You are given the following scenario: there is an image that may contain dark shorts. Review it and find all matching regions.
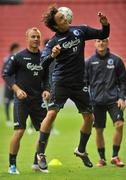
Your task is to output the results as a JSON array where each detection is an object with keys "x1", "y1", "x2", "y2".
[
  {"x1": 13, "y1": 99, "x2": 47, "y2": 131},
  {"x1": 93, "y1": 103, "x2": 124, "y2": 128},
  {"x1": 48, "y1": 83, "x2": 93, "y2": 113}
]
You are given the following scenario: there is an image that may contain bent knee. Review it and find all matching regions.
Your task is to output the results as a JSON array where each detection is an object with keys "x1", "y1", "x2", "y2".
[
  {"x1": 14, "y1": 129, "x2": 24, "y2": 139},
  {"x1": 95, "y1": 128, "x2": 104, "y2": 134},
  {"x1": 83, "y1": 113, "x2": 94, "y2": 122},
  {"x1": 47, "y1": 110, "x2": 57, "y2": 120},
  {"x1": 88, "y1": 113, "x2": 94, "y2": 122},
  {"x1": 114, "y1": 121, "x2": 124, "y2": 129}
]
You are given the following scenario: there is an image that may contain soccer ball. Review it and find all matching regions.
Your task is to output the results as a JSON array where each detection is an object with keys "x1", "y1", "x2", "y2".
[{"x1": 58, "y1": 7, "x2": 73, "y2": 24}]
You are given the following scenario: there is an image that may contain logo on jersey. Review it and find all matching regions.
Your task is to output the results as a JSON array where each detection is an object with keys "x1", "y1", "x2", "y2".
[
  {"x1": 10, "y1": 56, "x2": 14, "y2": 60},
  {"x1": 108, "y1": 58, "x2": 113, "y2": 65},
  {"x1": 107, "y1": 58, "x2": 115, "y2": 69},
  {"x1": 73, "y1": 30, "x2": 80, "y2": 36},
  {"x1": 23, "y1": 57, "x2": 31, "y2": 60},
  {"x1": 62, "y1": 37, "x2": 80, "y2": 49},
  {"x1": 33, "y1": 71, "x2": 38, "y2": 76},
  {"x1": 83, "y1": 86, "x2": 89, "y2": 92},
  {"x1": 58, "y1": 37, "x2": 67, "y2": 42},
  {"x1": 27, "y1": 63, "x2": 43, "y2": 71},
  {"x1": 91, "y1": 61, "x2": 99, "y2": 65}
]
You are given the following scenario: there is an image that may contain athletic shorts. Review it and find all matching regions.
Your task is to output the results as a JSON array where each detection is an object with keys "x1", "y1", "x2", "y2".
[
  {"x1": 48, "y1": 83, "x2": 93, "y2": 113},
  {"x1": 13, "y1": 98, "x2": 47, "y2": 131},
  {"x1": 93, "y1": 103, "x2": 124, "y2": 128}
]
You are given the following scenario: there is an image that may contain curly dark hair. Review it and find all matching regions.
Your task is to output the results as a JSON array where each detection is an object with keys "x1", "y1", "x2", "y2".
[{"x1": 42, "y1": 5, "x2": 58, "y2": 32}]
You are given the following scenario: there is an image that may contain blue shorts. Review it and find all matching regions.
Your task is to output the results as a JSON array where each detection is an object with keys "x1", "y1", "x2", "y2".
[
  {"x1": 93, "y1": 103, "x2": 124, "y2": 128},
  {"x1": 13, "y1": 98, "x2": 47, "y2": 131},
  {"x1": 48, "y1": 83, "x2": 93, "y2": 113}
]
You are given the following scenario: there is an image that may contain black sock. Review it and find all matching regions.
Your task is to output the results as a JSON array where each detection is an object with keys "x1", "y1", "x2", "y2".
[
  {"x1": 112, "y1": 145, "x2": 120, "y2": 157},
  {"x1": 37, "y1": 132, "x2": 50, "y2": 154},
  {"x1": 9, "y1": 154, "x2": 17, "y2": 166},
  {"x1": 98, "y1": 148, "x2": 106, "y2": 160},
  {"x1": 78, "y1": 131, "x2": 91, "y2": 153},
  {"x1": 33, "y1": 152, "x2": 38, "y2": 164}
]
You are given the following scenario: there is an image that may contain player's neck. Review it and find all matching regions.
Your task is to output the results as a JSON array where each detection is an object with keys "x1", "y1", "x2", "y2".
[
  {"x1": 97, "y1": 50, "x2": 107, "y2": 57},
  {"x1": 27, "y1": 47, "x2": 39, "y2": 53}
]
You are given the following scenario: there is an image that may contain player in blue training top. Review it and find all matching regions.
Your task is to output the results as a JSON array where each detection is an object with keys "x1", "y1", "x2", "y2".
[
  {"x1": 36, "y1": 5, "x2": 110, "y2": 172},
  {"x1": 85, "y1": 38, "x2": 126, "y2": 167},
  {"x1": 2, "y1": 27, "x2": 50, "y2": 174}
]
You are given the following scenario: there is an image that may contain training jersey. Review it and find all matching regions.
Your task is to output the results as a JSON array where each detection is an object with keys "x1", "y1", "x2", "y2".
[
  {"x1": 2, "y1": 55, "x2": 14, "y2": 98},
  {"x1": 41, "y1": 24, "x2": 110, "y2": 88},
  {"x1": 86, "y1": 49, "x2": 126, "y2": 105},
  {"x1": 2, "y1": 49, "x2": 49, "y2": 100}
]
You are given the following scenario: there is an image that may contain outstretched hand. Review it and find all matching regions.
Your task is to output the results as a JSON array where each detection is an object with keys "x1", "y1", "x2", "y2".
[{"x1": 98, "y1": 12, "x2": 109, "y2": 26}]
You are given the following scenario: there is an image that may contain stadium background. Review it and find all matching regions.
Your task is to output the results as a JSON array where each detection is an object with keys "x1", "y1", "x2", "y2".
[{"x1": 0, "y1": 0, "x2": 126, "y2": 85}]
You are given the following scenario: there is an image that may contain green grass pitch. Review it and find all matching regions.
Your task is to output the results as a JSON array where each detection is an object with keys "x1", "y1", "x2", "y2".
[{"x1": 0, "y1": 103, "x2": 126, "y2": 180}]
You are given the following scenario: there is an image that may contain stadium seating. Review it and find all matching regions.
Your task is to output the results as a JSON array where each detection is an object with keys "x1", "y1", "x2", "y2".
[{"x1": 0, "y1": 0, "x2": 125, "y2": 84}]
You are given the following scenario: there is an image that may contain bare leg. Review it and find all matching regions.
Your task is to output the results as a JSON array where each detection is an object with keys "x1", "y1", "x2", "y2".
[
  {"x1": 10, "y1": 129, "x2": 25, "y2": 154},
  {"x1": 96, "y1": 128, "x2": 105, "y2": 149},
  {"x1": 81, "y1": 113, "x2": 94, "y2": 134},
  {"x1": 112, "y1": 121, "x2": 124, "y2": 157},
  {"x1": 113, "y1": 121, "x2": 123, "y2": 146},
  {"x1": 111, "y1": 121, "x2": 124, "y2": 167},
  {"x1": 9, "y1": 129, "x2": 25, "y2": 171},
  {"x1": 40, "y1": 110, "x2": 58, "y2": 133}
]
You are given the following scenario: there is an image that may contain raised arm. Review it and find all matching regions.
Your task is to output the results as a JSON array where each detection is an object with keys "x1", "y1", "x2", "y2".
[{"x1": 83, "y1": 12, "x2": 110, "y2": 40}]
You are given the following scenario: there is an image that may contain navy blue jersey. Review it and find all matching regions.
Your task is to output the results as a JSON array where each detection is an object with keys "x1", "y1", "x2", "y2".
[
  {"x1": 86, "y1": 49, "x2": 126, "y2": 105},
  {"x1": 2, "y1": 49, "x2": 49, "y2": 100},
  {"x1": 2, "y1": 55, "x2": 14, "y2": 98},
  {"x1": 41, "y1": 25, "x2": 110, "y2": 88}
]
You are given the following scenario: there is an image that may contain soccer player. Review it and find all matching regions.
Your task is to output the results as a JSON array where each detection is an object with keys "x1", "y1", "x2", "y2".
[
  {"x1": 2, "y1": 43, "x2": 20, "y2": 127},
  {"x1": 2, "y1": 27, "x2": 50, "y2": 174},
  {"x1": 86, "y1": 38, "x2": 125, "y2": 167},
  {"x1": 37, "y1": 6, "x2": 110, "y2": 172},
  {"x1": 43, "y1": 38, "x2": 60, "y2": 135}
]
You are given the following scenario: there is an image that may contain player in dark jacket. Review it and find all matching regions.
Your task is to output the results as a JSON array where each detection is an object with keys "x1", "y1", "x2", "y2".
[
  {"x1": 86, "y1": 38, "x2": 126, "y2": 167},
  {"x1": 2, "y1": 43, "x2": 20, "y2": 127},
  {"x1": 2, "y1": 27, "x2": 50, "y2": 174},
  {"x1": 36, "y1": 6, "x2": 110, "y2": 172}
]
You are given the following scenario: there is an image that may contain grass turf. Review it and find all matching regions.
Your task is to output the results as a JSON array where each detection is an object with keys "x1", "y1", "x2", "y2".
[{"x1": 0, "y1": 103, "x2": 126, "y2": 180}]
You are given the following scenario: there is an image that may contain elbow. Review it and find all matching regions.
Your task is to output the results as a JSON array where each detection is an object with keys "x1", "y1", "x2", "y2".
[
  {"x1": 100, "y1": 33, "x2": 110, "y2": 40},
  {"x1": 104, "y1": 32, "x2": 110, "y2": 39}
]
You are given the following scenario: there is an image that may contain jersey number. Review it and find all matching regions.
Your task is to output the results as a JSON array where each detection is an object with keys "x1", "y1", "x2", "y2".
[{"x1": 73, "y1": 46, "x2": 78, "y2": 52}]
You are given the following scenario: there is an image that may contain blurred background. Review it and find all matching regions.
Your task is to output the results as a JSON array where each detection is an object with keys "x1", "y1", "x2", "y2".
[{"x1": 0, "y1": 0, "x2": 126, "y2": 91}]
